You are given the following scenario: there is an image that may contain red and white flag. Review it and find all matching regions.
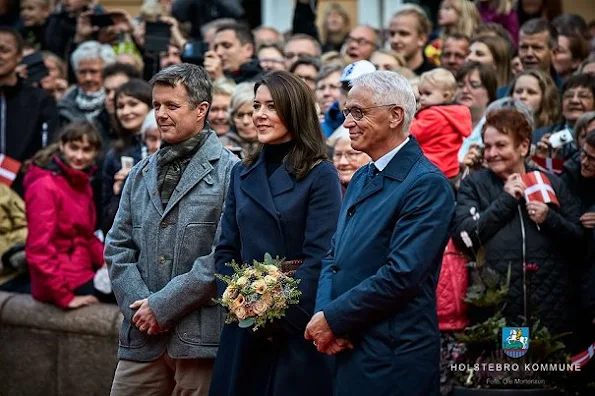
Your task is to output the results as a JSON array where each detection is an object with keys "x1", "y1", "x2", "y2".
[
  {"x1": 531, "y1": 156, "x2": 565, "y2": 175},
  {"x1": 0, "y1": 154, "x2": 21, "y2": 187},
  {"x1": 570, "y1": 342, "x2": 595, "y2": 368},
  {"x1": 521, "y1": 171, "x2": 559, "y2": 207}
]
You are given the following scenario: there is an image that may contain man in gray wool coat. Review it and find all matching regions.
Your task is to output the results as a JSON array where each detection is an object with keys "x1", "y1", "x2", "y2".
[{"x1": 105, "y1": 63, "x2": 238, "y2": 396}]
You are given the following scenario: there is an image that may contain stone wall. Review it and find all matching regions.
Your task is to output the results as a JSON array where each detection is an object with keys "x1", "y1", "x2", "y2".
[{"x1": 0, "y1": 292, "x2": 122, "y2": 396}]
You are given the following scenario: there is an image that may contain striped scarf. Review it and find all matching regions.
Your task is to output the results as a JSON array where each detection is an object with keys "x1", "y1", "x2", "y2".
[{"x1": 156, "y1": 128, "x2": 211, "y2": 207}]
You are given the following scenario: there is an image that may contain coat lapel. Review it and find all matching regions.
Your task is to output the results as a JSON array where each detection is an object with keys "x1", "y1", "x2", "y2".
[
  {"x1": 268, "y1": 165, "x2": 294, "y2": 197},
  {"x1": 162, "y1": 133, "x2": 222, "y2": 218},
  {"x1": 141, "y1": 155, "x2": 164, "y2": 217},
  {"x1": 351, "y1": 137, "x2": 424, "y2": 208},
  {"x1": 239, "y1": 154, "x2": 280, "y2": 221}
]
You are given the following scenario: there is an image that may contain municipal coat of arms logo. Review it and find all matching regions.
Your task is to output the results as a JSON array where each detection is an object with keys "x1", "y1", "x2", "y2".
[{"x1": 502, "y1": 327, "x2": 529, "y2": 358}]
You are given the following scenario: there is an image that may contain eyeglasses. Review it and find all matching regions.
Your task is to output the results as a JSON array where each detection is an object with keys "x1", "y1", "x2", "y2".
[
  {"x1": 562, "y1": 90, "x2": 594, "y2": 101},
  {"x1": 341, "y1": 104, "x2": 396, "y2": 121},
  {"x1": 284, "y1": 52, "x2": 312, "y2": 59},
  {"x1": 456, "y1": 80, "x2": 483, "y2": 90},
  {"x1": 346, "y1": 36, "x2": 376, "y2": 47},
  {"x1": 333, "y1": 151, "x2": 365, "y2": 162},
  {"x1": 580, "y1": 148, "x2": 595, "y2": 163}
]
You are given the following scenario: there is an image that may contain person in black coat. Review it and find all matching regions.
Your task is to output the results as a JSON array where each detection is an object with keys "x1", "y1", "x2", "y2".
[
  {"x1": 453, "y1": 108, "x2": 583, "y2": 336},
  {"x1": 0, "y1": 27, "x2": 58, "y2": 195},
  {"x1": 209, "y1": 71, "x2": 342, "y2": 396},
  {"x1": 210, "y1": 23, "x2": 263, "y2": 85}
]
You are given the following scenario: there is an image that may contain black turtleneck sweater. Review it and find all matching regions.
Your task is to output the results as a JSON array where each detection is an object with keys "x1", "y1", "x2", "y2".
[{"x1": 263, "y1": 140, "x2": 295, "y2": 178}]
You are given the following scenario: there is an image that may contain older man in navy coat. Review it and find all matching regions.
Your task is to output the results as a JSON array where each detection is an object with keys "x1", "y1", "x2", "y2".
[{"x1": 305, "y1": 71, "x2": 455, "y2": 396}]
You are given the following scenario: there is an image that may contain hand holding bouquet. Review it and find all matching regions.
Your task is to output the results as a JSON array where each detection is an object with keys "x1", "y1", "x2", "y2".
[{"x1": 215, "y1": 253, "x2": 302, "y2": 331}]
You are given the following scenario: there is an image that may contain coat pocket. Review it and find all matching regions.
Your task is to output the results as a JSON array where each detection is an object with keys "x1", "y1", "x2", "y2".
[
  {"x1": 175, "y1": 222, "x2": 217, "y2": 274},
  {"x1": 176, "y1": 305, "x2": 224, "y2": 346},
  {"x1": 119, "y1": 319, "x2": 148, "y2": 349}
]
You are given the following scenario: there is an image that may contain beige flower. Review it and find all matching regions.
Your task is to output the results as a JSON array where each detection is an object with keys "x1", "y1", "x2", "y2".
[
  {"x1": 253, "y1": 298, "x2": 270, "y2": 315},
  {"x1": 231, "y1": 294, "x2": 245, "y2": 310},
  {"x1": 236, "y1": 276, "x2": 248, "y2": 287},
  {"x1": 222, "y1": 286, "x2": 238, "y2": 302},
  {"x1": 252, "y1": 279, "x2": 267, "y2": 294},
  {"x1": 234, "y1": 306, "x2": 248, "y2": 320},
  {"x1": 265, "y1": 265, "x2": 280, "y2": 274},
  {"x1": 264, "y1": 275, "x2": 277, "y2": 285}
]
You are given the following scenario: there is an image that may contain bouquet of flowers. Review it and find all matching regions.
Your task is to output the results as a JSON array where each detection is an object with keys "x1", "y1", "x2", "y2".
[{"x1": 215, "y1": 253, "x2": 302, "y2": 331}]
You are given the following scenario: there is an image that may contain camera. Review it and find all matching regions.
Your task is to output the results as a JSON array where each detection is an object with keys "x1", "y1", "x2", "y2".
[
  {"x1": 549, "y1": 129, "x2": 574, "y2": 149},
  {"x1": 90, "y1": 13, "x2": 114, "y2": 28},
  {"x1": 181, "y1": 40, "x2": 210, "y2": 66},
  {"x1": 144, "y1": 21, "x2": 171, "y2": 53},
  {"x1": 21, "y1": 52, "x2": 49, "y2": 83}
]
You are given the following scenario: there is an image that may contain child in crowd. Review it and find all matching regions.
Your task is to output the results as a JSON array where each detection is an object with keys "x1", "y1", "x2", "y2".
[
  {"x1": 20, "y1": 0, "x2": 51, "y2": 50},
  {"x1": 410, "y1": 68, "x2": 472, "y2": 180},
  {"x1": 24, "y1": 121, "x2": 114, "y2": 309}
]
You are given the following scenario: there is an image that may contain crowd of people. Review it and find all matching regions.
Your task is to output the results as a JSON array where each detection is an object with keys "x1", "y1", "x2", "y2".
[{"x1": 1, "y1": 0, "x2": 595, "y2": 395}]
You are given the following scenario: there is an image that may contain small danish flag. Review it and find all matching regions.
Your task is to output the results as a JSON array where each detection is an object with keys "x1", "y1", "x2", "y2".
[
  {"x1": 570, "y1": 342, "x2": 595, "y2": 368},
  {"x1": 521, "y1": 171, "x2": 559, "y2": 207},
  {"x1": 531, "y1": 156, "x2": 565, "y2": 175},
  {"x1": 0, "y1": 154, "x2": 21, "y2": 187}
]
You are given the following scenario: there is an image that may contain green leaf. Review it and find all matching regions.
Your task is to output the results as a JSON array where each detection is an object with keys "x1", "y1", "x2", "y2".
[
  {"x1": 238, "y1": 318, "x2": 255, "y2": 328},
  {"x1": 264, "y1": 253, "x2": 273, "y2": 265}
]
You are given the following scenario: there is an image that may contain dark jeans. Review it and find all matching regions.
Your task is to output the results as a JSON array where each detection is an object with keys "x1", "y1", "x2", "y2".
[{"x1": 74, "y1": 279, "x2": 117, "y2": 304}]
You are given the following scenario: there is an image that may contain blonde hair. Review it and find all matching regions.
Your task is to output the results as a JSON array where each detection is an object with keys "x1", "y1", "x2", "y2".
[
  {"x1": 371, "y1": 49, "x2": 406, "y2": 68},
  {"x1": 451, "y1": 0, "x2": 480, "y2": 37},
  {"x1": 392, "y1": 4, "x2": 432, "y2": 37},
  {"x1": 419, "y1": 68, "x2": 457, "y2": 98},
  {"x1": 321, "y1": 3, "x2": 351, "y2": 44},
  {"x1": 475, "y1": 0, "x2": 514, "y2": 16}
]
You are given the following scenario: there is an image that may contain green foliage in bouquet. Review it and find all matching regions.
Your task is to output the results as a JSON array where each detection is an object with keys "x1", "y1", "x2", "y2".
[{"x1": 215, "y1": 253, "x2": 302, "y2": 331}]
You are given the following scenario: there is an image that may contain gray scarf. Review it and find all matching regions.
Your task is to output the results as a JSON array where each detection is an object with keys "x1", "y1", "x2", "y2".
[
  {"x1": 75, "y1": 88, "x2": 106, "y2": 120},
  {"x1": 157, "y1": 128, "x2": 211, "y2": 207}
]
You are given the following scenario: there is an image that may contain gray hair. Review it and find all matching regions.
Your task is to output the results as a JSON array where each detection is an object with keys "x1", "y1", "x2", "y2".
[
  {"x1": 71, "y1": 41, "x2": 116, "y2": 72},
  {"x1": 230, "y1": 81, "x2": 256, "y2": 114},
  {"x1": 574, "y1": 111, "x2": 595, "y2": 139},
  {"x1": 350, "y1": 71, "x2": 417, "y2": 132},
  {"x1": 150, "y1": 63, "x2": 212, "y2": 108},
  {"x1": 140, "y1": 109, "x2": 158, "y2": 137},
  {"x1": 486, "y1": 97, "x2": 535, "y2": 132},
  {"x1": 212, "y1": 78, "x2": 236, "y2": 97}
]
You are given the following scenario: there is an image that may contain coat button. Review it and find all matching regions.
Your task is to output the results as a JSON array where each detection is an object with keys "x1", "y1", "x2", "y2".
[
  {"x1": 347, "y1": 208, "x2": 355, "y2": 218},
  {"x1": 159, "y1": 256, "x2": 167, "y2": 264},
  {"x1": 161, "y1": 221, "x2": 168, "y2": 228},
  {"x1": 331, "y1": 264, "x2": 339, "y2": 273}
]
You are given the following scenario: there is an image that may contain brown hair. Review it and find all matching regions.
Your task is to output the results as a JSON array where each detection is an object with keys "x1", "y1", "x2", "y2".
[
  {"x1": 456, "y1": 61, "x2": 498, "y2": 103},
  {"x1": 244, "y1": 71, "x2": 328, "y2": 180},
  {"x1": 469, "y1": 35, "x2": 512, "y2": 87},
  {"x1": 27, "y1": 121, "x2": 102, "y2": 170},
  {"x1": 482, "y1": 108, "x2": 533, "y2": 147},
  {"x1": 559, "y1": 33, "x2": 590, "y2": 65},
  {"x1": 508, "y1": 69, "x2": 561, "y2": 129}
]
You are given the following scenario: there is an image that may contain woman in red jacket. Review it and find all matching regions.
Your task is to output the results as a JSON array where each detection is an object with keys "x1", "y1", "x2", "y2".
[{"x1": 24, "y1": 120, "x2": 112, "y2": 309}]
